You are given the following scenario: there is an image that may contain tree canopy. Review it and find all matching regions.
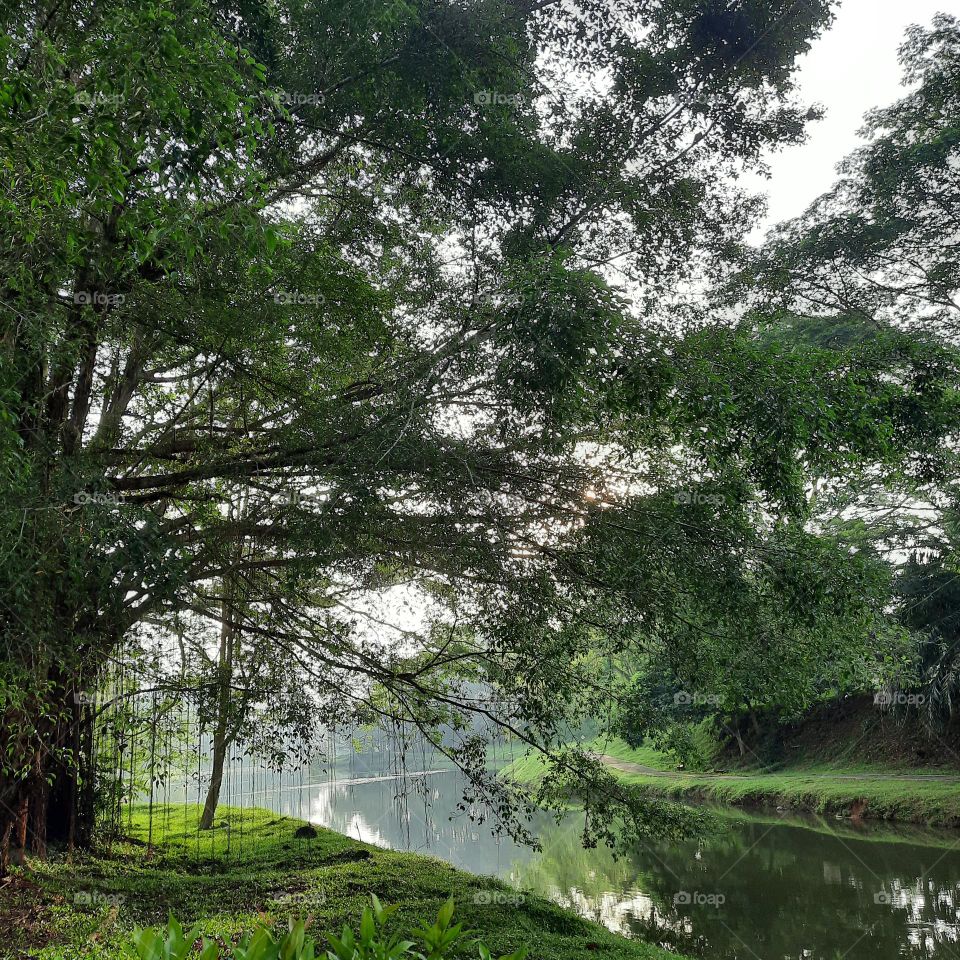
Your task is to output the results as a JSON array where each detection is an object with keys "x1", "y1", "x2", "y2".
[{"x1": 1, "y1": 0, "x2": 957, "y2": 862}]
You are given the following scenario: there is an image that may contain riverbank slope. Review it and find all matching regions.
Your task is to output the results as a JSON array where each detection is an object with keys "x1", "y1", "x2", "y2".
[
  {"x1": 3, "y1": 804, "x2": 689, "y2": 960},
  {"x1": 503, "y1": 739, "x2": 960, "y2": 827}
]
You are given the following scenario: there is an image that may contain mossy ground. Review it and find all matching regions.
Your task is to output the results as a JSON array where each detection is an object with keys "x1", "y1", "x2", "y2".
[{"x1": 3, "y1": 804, "x2": 689, "y2": 960}]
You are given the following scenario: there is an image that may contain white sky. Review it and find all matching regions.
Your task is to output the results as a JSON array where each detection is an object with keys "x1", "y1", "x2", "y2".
[{"x1": 750, "y1": 0, "x2": 955, "y2": 243}]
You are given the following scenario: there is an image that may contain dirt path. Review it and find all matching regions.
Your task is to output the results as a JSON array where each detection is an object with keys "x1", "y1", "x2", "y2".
[{"x1": 597, "y1": 755, "x2": 960, "y2": 784}]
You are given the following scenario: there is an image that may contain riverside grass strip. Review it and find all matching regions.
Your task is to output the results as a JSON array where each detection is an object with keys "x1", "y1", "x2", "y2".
[{"x1": 5, "y1": 805, "x2": 689, "y2": 960}]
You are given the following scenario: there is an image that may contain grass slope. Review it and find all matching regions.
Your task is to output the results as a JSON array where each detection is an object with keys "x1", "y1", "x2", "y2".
[
  {"x1": 503, "y1": 739, "x2": 960, "y2": 827},
  {"x1": 4, "y1": 804, "x2": 689, "y2": 960}
]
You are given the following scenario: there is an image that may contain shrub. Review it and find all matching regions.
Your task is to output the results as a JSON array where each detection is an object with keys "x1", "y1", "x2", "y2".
[{"x1": 127, "y1": 897, "x2": 527, "y2": 960}]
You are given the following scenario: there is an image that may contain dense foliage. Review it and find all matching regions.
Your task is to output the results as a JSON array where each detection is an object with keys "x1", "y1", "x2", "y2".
[
  {"x1": 1, "y1": 0, "x2": 957, "y2": 868},
  {"x1": 740, "y1": 13, "x2": 960, "y2": 738}
]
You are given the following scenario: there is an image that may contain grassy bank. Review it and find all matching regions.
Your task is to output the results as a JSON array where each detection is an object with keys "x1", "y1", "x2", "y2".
[
  {"x1": 503, "y1": 739, "x2": 960, "y2": 827},
  {"x1": 3, "y1": 804, "x2": 689, "y2": 960}
]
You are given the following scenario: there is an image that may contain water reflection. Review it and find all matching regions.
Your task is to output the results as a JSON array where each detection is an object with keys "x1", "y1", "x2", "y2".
[
  {"x1": 513, "y1": 804, "x2": 960, "y2": 959},
  {"x1": 216, "y1": 766, "x2": 960, "y2": 959}
]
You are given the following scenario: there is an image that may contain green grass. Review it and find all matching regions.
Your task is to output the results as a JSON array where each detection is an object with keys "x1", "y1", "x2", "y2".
[
  {"x1": 617, "y1": 768, "x2": 960, "y2": 826},
  {"x1": 596, "y1": 741, "x2": 676, "y2": 771},
  {"x1": 7, "y1": 804, "x2": 690, "y2": 960},
  {"x1": 503, "y1": 739, "x2": 960, "y2": 827},
  {"x1": 596, "y1": 735, "x2": 960, "y2": 778}
]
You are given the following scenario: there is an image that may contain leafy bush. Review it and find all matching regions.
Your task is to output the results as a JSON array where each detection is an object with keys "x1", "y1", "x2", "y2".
[
  {"x1": 129, "y1": 914, "x2": 219, "y2": 960},
  {"x1": 128, "y1": 897, "x2": 527, "y2": 960},
  {"x1": 650, "y1": 722, "x2": 708, "y2": 770}
]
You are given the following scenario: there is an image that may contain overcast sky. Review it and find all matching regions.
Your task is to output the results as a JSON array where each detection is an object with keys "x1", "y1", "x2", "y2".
[{"x1": 750, "y1": 0, "x2": 952, "y2": 243}]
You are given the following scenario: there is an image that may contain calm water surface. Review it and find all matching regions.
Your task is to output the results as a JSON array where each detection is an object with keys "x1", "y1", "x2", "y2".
[{"x1": 217, "y1": 766, "x2": 960, "y2": 960}]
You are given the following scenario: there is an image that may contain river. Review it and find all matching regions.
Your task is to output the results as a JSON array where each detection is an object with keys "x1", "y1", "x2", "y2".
[{"x1": 207, "y1": 765, "x2": 960, "y2": 959}]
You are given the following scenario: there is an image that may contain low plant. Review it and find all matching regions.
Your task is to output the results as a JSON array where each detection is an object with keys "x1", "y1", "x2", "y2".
[
  {"x1": 129, "y1": 915, "x2": 220, "y2": 960},
  {"x1": 127, "y1": 898, "x2": 527, "y2": 960}
]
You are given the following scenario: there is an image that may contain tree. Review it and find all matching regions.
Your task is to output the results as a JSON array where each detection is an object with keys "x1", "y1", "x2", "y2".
[
  {"x1": 741, "y1": 14, "x2": 960, "y2": 739},
  {"x1": 4, "y1": 0, "x2": 950, "y2": 866},
  {"x1": 752, "y1": 14, "x2": 960, "y2": 349},
  {"x1": 188, "y1": 492, "x2": 323, "y2": 828}
]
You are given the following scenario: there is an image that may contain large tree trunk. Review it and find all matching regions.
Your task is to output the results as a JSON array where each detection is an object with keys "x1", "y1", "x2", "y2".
[
  {"x1": 0, "y1": 754, "x2": 51, "y2": 870},
  {"x1": 3, "y1": 789, "x2": 29, "y2": 869},
  {"x1": 0, "y1": 673, "x2": 99, "y2": 873},
  {"x1": 46, "y1": 706, "x2": 96, "y2": 850}
]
